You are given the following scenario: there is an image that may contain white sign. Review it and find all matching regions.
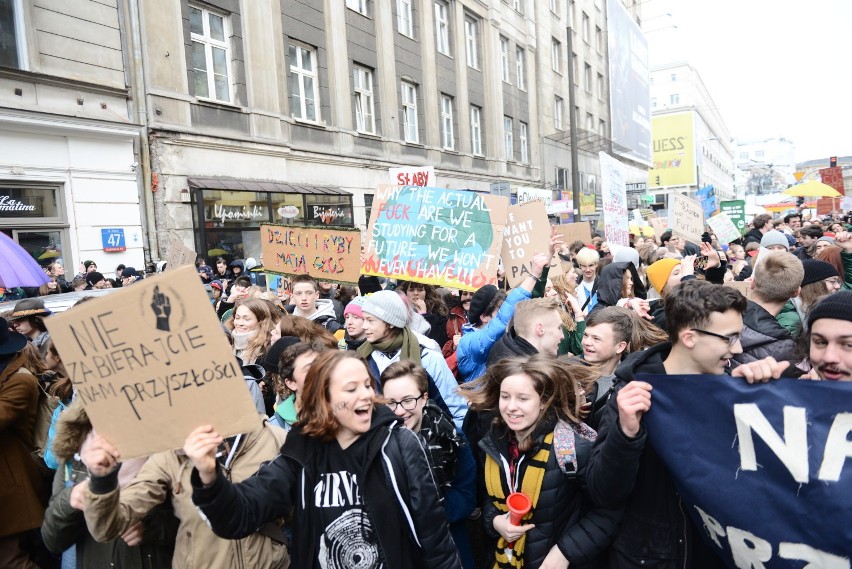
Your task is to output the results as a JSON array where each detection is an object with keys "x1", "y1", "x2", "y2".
[
  {"x1": 516, "y1": 187, "x2": 555, "y2": 214},
  {"x1": 670, "y1": 193, "x2": 705, "y2": 245},
  {"x1": 707, "y1": 212, "x2": 742, "y2": 245},
  {"x1": 0, "y1": 195, "x2": 36, "y2": 212},
  {"x1": 389, "y1": 166, "x2": 435, "y2": 187},
  {"x1": 214, "y1": 204, "x2": 266, "y2": 224},
  {"x1": 598, "y1": 152, "x2": 630, "y2": 246},
  {"x1": 277, "y1": 205, "x2": 299, "y2": 219}
]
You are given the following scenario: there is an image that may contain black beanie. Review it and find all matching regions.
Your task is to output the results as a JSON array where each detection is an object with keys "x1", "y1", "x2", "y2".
[
  {"x1": 468, "y1": 285, "x2": 498, "y2": 326},
  {"x1": 260, "y1": 336, "x2": 301, "y2": 375},
  {"x1": 358, "y1": 275, "x2": 383, "y2": 295},
  {"x1": 801, "y1": 259, "x2": 839, "y2": 287},
  {"x1": 86, "y1": 271, "x2": 106, "y2": 287},
  {"x1": 807, "y1": 290, "x2": 852, "y2": 329}
]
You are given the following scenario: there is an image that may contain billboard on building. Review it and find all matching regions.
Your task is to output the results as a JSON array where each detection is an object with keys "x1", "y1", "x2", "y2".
[
  {"x1": 606, "y1": 0, "x2": 651, "y2": 165},
  {"x1": 647, "y1": 112, "x2": 697, "y2": 188}
]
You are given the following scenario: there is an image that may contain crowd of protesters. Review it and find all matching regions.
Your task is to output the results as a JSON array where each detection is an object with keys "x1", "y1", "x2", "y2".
[{"x1": 1, "y1": 207, "x2": 850, "y2": 569}]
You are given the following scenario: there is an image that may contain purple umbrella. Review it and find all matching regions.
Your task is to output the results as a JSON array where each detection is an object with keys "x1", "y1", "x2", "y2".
[{"x1": 0, "y1": 231, "x2": 50, "y2": 288}]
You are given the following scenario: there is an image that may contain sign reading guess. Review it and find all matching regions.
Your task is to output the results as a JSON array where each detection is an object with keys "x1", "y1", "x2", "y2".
[{"x1": 389, "y1": 166, "x2": 435, "y2": 187}]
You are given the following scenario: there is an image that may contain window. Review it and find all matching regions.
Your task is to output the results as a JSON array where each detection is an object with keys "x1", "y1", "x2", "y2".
[
  {"x1": 0, "y1": 0, "x2": 27, "y2": 69},
  {"x1": 346, "y1": 0, "x2": 367, "y2": 15},
  {"x1": 597, "y1": 72, "x2": 604, "y2": 100},
  {"x1": 519, "y1": 122, "x2": 528, "y2": 164},
  {"x1": 353, "y1": 66, "x2": 375, "y2": 134},
  {"x1": 500, "y1": 37, "x2": 510, "y2": 82},
  {"x1": 739, "y1": 152, "x2": 749, "y2": 160},
  {"x1": 582, "y1": 12, "x2": 590, "y2": 43},
  {"x1": 651, "y1": 97, "x2": 657, "y2": 109},
  {"x1": 586, "y1": 112, "x2": 594, "y2": 131},
  {"x1": 568, "y1": 0, "x2": 574, "y2": 27},
  {"x1": 671, "y1": 73, "x2": 677, "y2": 82},
  {"x1": 584, "y1": 63, "x2": 592, "y2": 92},
  {"x1": 503, "y1": 116, "x2": 513, "y2": 160},
  {"x1": 515, "y1": 47, "x2": 526, "y2": 90},
  {"x1": 401, "y1": 81, "x2": 419, "y2": 143},
  {"x1": 599, "y1": 119, "x2": 606, "y2": 137},
  {"x1": 440, "y1": 94, "x2": 454, "y2": 150},
  {"x1": 554, "y1": 96, "x2": 563, "y2": 130},
  {"x1": 464, "y1": 17, "x2": 479, "y2": 69},
  {"x1": 550, "y1": 0, "x2": 559, "y2": 13},
  {"x1": 434, "y1": 1, "x2": 450, "y2": 55},
  {"x1": 189, "y1": 5, "x2": 232, "y2": 102},
  {"x1": 551, "y1": 38, "x2": 562, "y2": 73},
  {"x1": 755, "y1": 150, "x2": 765, "y2": 158},
  {"x1": 397, "y1": 0, "x2": 413, "y2": 37},
  {"x1": 470, "y1": 106, "x2": 482, "y2": 156},
  {"x1": 596, "y1": 26, "x2": 602, "y2": 52},
  {"x1": 511, "y1": 0, "x2": 523, "y2": 13},
  {"x1": 572, "y1": 52, "x2": 578, "y2": 85},
  {"x1": 289, "y1": 44, "x2": 319, "y2": 121},
  {"x1": 670, "y1": 93, "x2": 680, "y2": 105}
]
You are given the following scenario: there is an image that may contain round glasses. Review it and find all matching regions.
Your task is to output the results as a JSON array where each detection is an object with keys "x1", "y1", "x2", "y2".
[{"x1": 386, "y1": 393, "x2": 425, "y2": 412}]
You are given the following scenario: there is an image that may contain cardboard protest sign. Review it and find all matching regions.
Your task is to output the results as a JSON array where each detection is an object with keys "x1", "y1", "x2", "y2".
[
  {"x1": 598, "y1": 152, "x2": 630, "y2": 246},
  {"x1": 363, "y1": 185, "x2": 509, "y2": 291},
  {"x1": 389, "y1": 165, "x2": 435, "y2": 187},
  {"x1": 165, "y1": 237, "x2": 197, "y2": 270},
  {"x1": 44, "y1": 266, "x2": 259, "y2": 459},
  {"x1": 553, "y1": 221, "x2": 593, "y2": 246},
  {"x1": 640, "y1": 374, "x2": 851, "y2": 567},
  {"x1": 648, "y1": 216, "x2": 669, "y2": 236},
  {"x1": 816, "y1": 197, "x2": 841, "y2": 216},
  {"x1": 261, "y1": 224, "x2": 361, "y2": 284},
  {"x1": 670, "y1": 193, "x2": 705, "y2": 244},
  {"x1": 707, "y1": 212, "x2": 742, "y2": 244},
  {"x1": 501, "y1": 201, "x2": 551, "y2": 288},
  {"x1": 724, "y1": 280, "x2": 753, "y2": 301},
  {"x1": 719, "y1": 200, "x2": 746, "y2": 236}
]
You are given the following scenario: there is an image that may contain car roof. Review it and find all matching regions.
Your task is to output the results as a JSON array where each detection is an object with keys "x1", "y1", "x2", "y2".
[{"x1": 0, "y1": 289, "x2": 118, "y2": 316}]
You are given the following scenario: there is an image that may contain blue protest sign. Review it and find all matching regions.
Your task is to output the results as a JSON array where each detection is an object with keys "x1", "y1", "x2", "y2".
[
  {"x1": 638, "y1": 374, "x2": 851, "y2": 567},
  {"x1": 101, "y1": 228, "x2": 126, "y2": 252}
]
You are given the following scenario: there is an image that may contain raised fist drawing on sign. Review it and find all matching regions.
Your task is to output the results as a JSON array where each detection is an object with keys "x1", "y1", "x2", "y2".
[{"x1": 151, "y1": 285, "x2": 172, "y2": 332}]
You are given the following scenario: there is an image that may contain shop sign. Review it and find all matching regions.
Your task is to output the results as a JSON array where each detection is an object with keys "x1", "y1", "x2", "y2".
[
  {"x1": 101, "y1": 228, "x2": 126, "y2": 252},
  {"x1": 213, "y1": 203, "x2": 267, "y2": 224},
  {"x1": 0, "y1": 195, "x2": 38, "y2": 215}
]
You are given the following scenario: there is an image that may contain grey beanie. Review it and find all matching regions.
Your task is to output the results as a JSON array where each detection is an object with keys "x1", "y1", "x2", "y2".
[
  {"x1": 760, "y1": 230, "x2": 790, "y2": 251},
  {"x1": 362, "y1": 290, "x2": 408, "y2": 328},
  {"x1": 817, "y1": 236, "x2": 836, "y2": 247},
  {"x1": 611, "y1": 244, "x2": 640, "y2": 268}
]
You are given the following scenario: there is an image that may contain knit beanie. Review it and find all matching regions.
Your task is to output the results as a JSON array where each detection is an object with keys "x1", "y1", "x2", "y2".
[
  {"x1": 760, "y1": 230, "x2": 790, "y2": 251},
  {"x1": 362, "y1": 290, "x2": 408, "y2": 328},
  {"x1": 86, "y1": 271, "x2": 106, "y2": 287},
  {"x1": 646, "y1": 258, "x2": 680, "y2": 293},
  {"x1": 83, "y1": 260, "x2": 96, "y2": 270},
  {"x1": 343, "y1": 296, "x2": 367, "y2": 319},
  {"x1": 807, "y1": 290, "x2": 852, "y2": 328},
  {"x1": 816, "y1": 236, "x2": 836, "y2": 247},
  {"x1": 611, "y1": 244, "x2": 640, "y2": 268},
  {"x1": 468, "y1": 284, "x2": 498, "y2": 326},
  {"x1": 801, "y1": 259, "x2": 839, "y2": 287},
  {"x1": 260, "y1": 336, "x2": 301, "y2": 374}
]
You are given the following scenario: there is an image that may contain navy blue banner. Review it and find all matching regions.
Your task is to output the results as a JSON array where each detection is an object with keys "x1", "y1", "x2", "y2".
[{"x1": 637, "y1": 374, "x2": 851, "y2": 567}]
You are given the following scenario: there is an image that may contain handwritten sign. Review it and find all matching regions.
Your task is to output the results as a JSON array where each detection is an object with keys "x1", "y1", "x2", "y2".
[
  {"x1": 553, "y1": 221, "x2": 593, "y2": 246},
  {"x1": 516, "y1": 187, "x2": 554, "y2": 213},
  {"x1": 363, "y1": 185, "x2": 509, "y2": 291},
  {"x1": 671, "y1": 193, "x2": 705, "y2": 245},
  {"x1": 389, "y1": 166, "x2": 435, "y2": 187},
  {"x1": 43, "y1": 266, "x2": 259, "y2": 459},
  {"x1": 648, "y1": 217, "x2": 669, "y2": 236},
  {"x1": 261, "y1": 224, "x2": 361, "y2": 284},
  {"x1": 165, "y1": 237, "x2": 197, "y2": 270},
  {"x1": 819, "y1": 166, "x2": 845, "y2": 196},
  {"x1": 501, "y1": 201, "x2": 550, "y2": 288},
  {"x1": 598, "y1": 152, "x2": 630, "y2": 246},
  {"x1": 816, "y1": 198, "x2": 841, "y2": 216},
  {"x1": 707, "y1": 212, "x2": 742, "y2": 245}
]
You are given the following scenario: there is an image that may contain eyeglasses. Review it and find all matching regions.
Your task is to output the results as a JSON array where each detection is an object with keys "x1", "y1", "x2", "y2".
[
  {"x1": 385, "y1": 393, "x2": 425, "y2": 412},
  {"x1": 691, "y1": 328, "x2": 741, "y2": 346},
  {"x1": 825, "y1": 277, "x2": 842, "y2": 288}
]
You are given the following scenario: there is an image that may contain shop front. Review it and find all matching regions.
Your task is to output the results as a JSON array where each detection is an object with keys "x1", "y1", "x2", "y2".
[
  {"x1": 0, "y1": 185, "x2": 68, "y2": 270},
  {"x1": 189, "y1": 178, "x2": 354, "y2": 264}
]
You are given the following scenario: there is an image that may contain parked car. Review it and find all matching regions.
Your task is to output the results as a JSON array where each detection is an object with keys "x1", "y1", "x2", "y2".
[{"x1": 0, "y1": 289, "x2": 117, "y2": 317}]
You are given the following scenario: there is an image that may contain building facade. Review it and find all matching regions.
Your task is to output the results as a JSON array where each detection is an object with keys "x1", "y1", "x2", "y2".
[{"x1": 734, "y1": 137, "x2": 796, "y2": 198}]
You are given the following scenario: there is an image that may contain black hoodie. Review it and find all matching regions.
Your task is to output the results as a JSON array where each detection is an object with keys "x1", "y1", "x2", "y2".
[
  {"x1": 589, "y1": 262, "x2": 645, "y2": 315},
  {"x1": 585, "y1": 344, "x2": 725, "y2": 568},
  {"x1": 191, "y1": 406, "x2": 462, "y2": 569}
]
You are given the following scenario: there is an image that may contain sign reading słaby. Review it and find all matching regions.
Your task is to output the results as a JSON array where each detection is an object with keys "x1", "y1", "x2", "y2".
[
  {"x1": 44, "y1": 266, "x2": 259, "y2": 459},
  {"x1": 389, "y1": 166, "x2": 435, "y2": 187},
  {"x1": 363, "y1": 185, "x2": 508, "y2": 291},
  {"x1": 261, "y1": 224, "x2": 361, "y2": 284}
]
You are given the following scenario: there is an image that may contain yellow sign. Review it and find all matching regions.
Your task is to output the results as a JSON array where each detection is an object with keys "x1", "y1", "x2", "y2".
[
  {"x1": 794, "y1": 171, "x2": 805, "y2": 182},
  {"x1": 647, "y1": 112, "x2": 696, "y2": 188}
]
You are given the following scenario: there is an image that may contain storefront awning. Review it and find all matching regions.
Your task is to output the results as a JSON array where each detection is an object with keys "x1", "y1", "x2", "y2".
[{"x1": 187, "y1": 177, "x2": 349, "y2": 196}]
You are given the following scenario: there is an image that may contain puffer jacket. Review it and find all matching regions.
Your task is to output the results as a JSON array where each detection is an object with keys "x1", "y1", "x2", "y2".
[
  {"x1": 84, "y1": 415, "x2": 289, "y2": 569},
  {"x1": 480, "y1": 418, "x2": 621, "y2": 569},
  {"x1": 191, "y1": 406, "x2": 462, "y2": 569},
  {"x1": 42, "y1": 401, "x2": 177, "y2": 568},
  {"x1": 486, "y1": 324, "x2": 538, "y2": 366},
  {"x1": 0, "y1": 355, "x2": 44, "y2": 537},
  {"x1": 733, "y1": 300, "x2": 798, "y2": 365}
]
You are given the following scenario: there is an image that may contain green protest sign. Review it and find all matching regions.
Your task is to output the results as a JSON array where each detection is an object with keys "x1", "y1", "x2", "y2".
[{"x1": 720, "y1": 200, "x2": 746, "y2": 236}]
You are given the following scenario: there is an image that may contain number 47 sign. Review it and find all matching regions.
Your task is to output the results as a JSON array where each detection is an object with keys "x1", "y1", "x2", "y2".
[{"x1": 101, "y1": 228, "x2": 127, "y2": 252}]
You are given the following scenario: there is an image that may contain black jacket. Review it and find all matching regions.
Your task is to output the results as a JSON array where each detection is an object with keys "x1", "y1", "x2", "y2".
[
  {"x1": 742, "y1": 228, "x2": 763, "y2": 248},
  {"x1": 586, "y1": 344, "x2": 725, "y2": 569},
  {"x1": 191, "y1": 406, "x2": 461, "y2": 569},
  {"x1": 486, "y1": 325, "x2": 538, "y2": 366},
  {"x1": 733, "y1": 300, "x2": 798, "y2": 366},
  {"x1": 589, "y1": 263, "x2": 644, "y2": 315},
  {"x1": 480, "y1": 418, "x2": 621, "y2": 569}
]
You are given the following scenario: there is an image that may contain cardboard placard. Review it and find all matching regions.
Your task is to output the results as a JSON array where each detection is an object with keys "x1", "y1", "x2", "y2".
[
  {"x1": 671, "y1": 193, "x2": 705, "y2": 245},
  {"x1": 816, "y1": 198, "x2": 841, "y2": 216},
  {"x1": 261, "y1": 224, "x2": 361, "y2": 284},
  {"x1": 725, "y1": 280, "x2": 753, "y2": 300},
  {"x1": 707, "y1": 212, "x2": 742, "y2": 245},
  {"x1": 362, "y1": 185, "x2": 508, "y2": 291},
  {"x1": 599, "y1": 152, "x2": 630, "y2": 245},
  {"x1": 165, "y1": 238, "x2": 197, "y2": 270},
  {"x1": 648, "y1": 216, "x2": 669, "y2": 236},
  {"x1": 43, "y1": 266, "x2": 259, "y2": 459},
  {"x1": 501, "y1": 201, "x2": 551, "y2": 288},
  {"x1": 389, "y1": 165, "x2": 435, "y2": 187},
  {"x1": 553, "y1": 221, "x2": 593, "y2": 245}
]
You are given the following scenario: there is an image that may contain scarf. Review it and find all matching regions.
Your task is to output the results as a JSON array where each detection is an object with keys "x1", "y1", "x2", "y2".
[
  {"x1": 485, "y1": 432, "x2": 553, "y2": 568},
  {"x1": 357, "y1": 327, "x2": 421, "y2": 365},
  {"x1": 231, "y1": 330, "x2": 256, "y2": 361}
]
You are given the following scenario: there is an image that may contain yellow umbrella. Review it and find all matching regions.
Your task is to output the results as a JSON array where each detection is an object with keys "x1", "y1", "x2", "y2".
[
  {"x1": 782, "y1": 181, "x2": 841, "y2": 198},
  {"x1": 38, "y1": 250, "x2": 60, "y2": 260},
  {"x1": 208, "y1": 248, "x2": 228, "y2": 256}
]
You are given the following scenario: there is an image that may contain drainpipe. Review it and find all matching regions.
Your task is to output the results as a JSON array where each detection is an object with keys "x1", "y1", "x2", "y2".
[{"x1": 119, "y1": 0, "x2": 159, "y2": 264}]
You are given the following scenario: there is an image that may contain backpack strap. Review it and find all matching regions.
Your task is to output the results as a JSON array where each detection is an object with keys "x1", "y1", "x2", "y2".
[{"x1": 580, "y1": 277, "x2": 599, "y2": 312}]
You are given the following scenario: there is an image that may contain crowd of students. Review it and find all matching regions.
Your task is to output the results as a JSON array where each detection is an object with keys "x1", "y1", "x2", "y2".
[{"x1": 1, "y1": 209, "x2": 850, "y2": 569}]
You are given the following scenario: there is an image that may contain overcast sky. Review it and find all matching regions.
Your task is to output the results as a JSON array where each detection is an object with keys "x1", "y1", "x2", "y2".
[{"x1": 644, "y1": 0, "x2": 852, "y2": 164}]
